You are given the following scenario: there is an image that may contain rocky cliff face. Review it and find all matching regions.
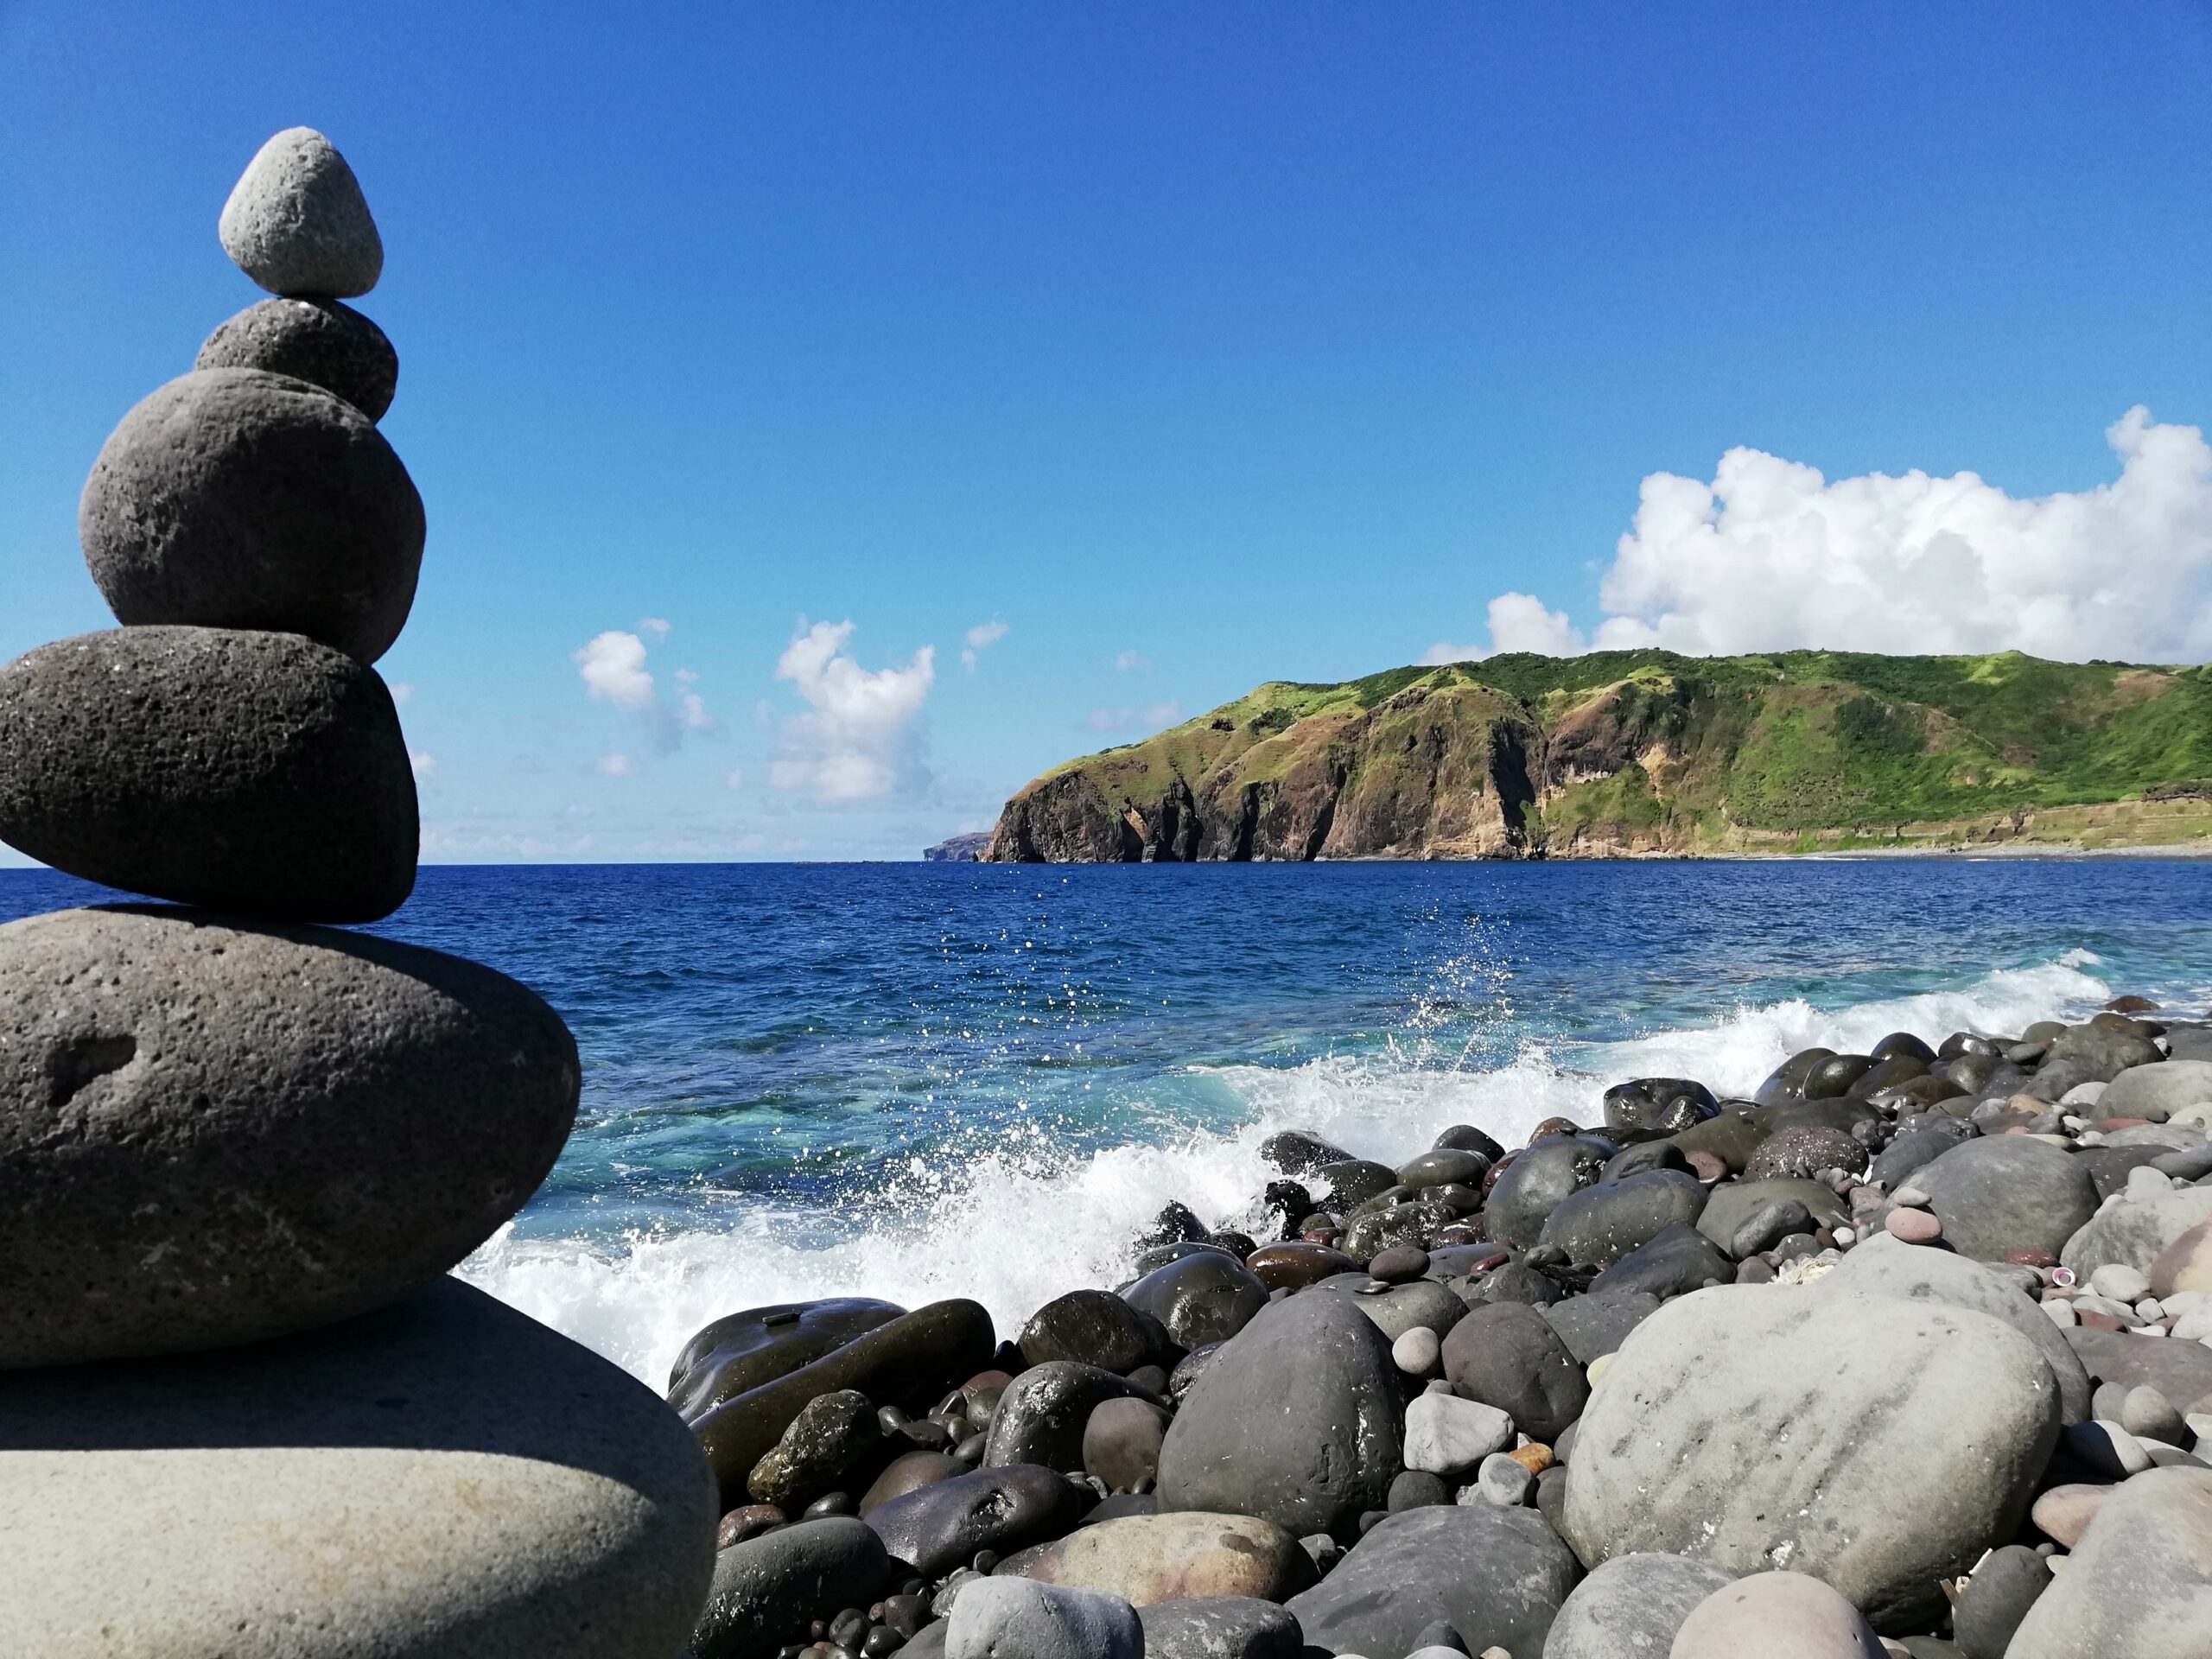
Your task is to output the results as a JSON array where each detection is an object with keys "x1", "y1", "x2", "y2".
[{"x1": 983, "y1": 651, "x2": 2212, "y2": 862}]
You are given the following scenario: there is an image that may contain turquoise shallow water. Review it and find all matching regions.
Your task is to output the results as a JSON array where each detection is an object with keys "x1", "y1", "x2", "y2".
[{"x1": 4, "y1": 857, "x2": 2208, "y2": 1381}]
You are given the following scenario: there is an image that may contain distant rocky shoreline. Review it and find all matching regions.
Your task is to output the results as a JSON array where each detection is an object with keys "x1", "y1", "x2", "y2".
[{"x1": 677, "y1": 997, "x2": 2212, "y2": 1659}]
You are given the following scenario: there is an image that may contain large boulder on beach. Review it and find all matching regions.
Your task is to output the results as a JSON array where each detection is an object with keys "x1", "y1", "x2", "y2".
[
  {"x1": 1541, "y1": 1551, "x2": 1732, "y2": 1659},
  {"x1": 1155, "y1": 1289, "x2": 1402, "y2": 1539},
  {"x1": 80, "y1": 368, "x2": 424, "y2": 664},
  {"x1": 1122, "y1": 1253, "x2": 1268, "y2": 1350},
  {"x1": 0, "y1": 1277, "x2": 715, "y2": 1657},
  {"x1": 696, "y1": 1517, "x2": 893, "y2": 1659},
  {"x1": 0, "y1": 906, "x2": 578, "y2": 1368},
  {"x1": 1440, "y1": 1300, "x2": 1589, "y2": 1442},
  {"x1": 2060, "y1": 1180, "x2": 2212, "y2": 1279},
  {"x1": 2100, "y1": 1058, "x2": 2212, "y2": 1118},
  {"x1": 986, "y1": 1362, "x2": 1160, "y2": 1471},
  {"x1": 2005, "y1": 1466, "x2": 2212, "y2": 1658},
  {"x1": 196, "y1": 296, "x2": 398, "y2": 420},
  {"x1": 691, "y1": 1300, "x2": 996, "y2": 1511},
  {"x1": 1281, "y1": 1503, "x2": 1580, "y2": 1657},
  {"x1": 219, "y1": 127, "x2": 385, "y2": 296},
  {"x1": 1003, "y1": 1512, "x2": 1314, "y2": 1605},
  {"x1": 864, "y1": 1463, "x2": 1085, "y2": 1577},
  {"x1": 1485, "y1": 1135, "x2": 1613, "y2": 1247},
  {"x1": 668, "y1": 1299, "x2": 906, "y2": 1423},
  {"x1": 946, "y1": 1578, "x2": 1143, "y2": 1659},
  {"x1": 1137, "y1": 1597, "x2": 1301, "y2": 1659},
  {"x1": 1815, "y1": 1233, "x2": 2091, "y2": 1421},
  {"x1": 0, "y1": 627, "x2": 416, "y2": 922},
  {"x1": 1561, "y1": 1285, "x2": 2063, "y2": 1630},
  {"x1": 2026, "y1": 1020, "x2": 2165, "y2": 1101},
  {"x1": 1909, "y1": 1135, "x2": 2099, "y2": 1262},
  {"x1": 1538, "y1": 1169, "x2": 1709, "y2": 1267}
]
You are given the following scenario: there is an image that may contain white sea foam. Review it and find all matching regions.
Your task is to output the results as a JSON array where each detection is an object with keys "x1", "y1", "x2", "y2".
[{"x1": 460, "y1": 951, "x2": 2120, "y2": 1385}]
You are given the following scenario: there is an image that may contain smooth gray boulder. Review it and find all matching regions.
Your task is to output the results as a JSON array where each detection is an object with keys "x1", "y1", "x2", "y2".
[
  {"x1": 1441, "y1": 1300, "x2": 1589, "y2": 1443},
  {"x1": 1539, "y1": 1290, "x2": 1659, "y2": 1364},
  {"x1": 1122, "y1": 1252, "x2": 1268, "y2": 1350},
  {"x1": 985, "y1": 1362, "x2": 1157, "y2": 1471},
  {"x1": 2061, "y1": 1183, "x2": 2212, "y2": 1278},
  {"x1": 1485, "y1": 1135, "x2": 1614, "y2": 1247},
  {"x1": 1537, "y1": 1170, "x2": 1708, "y2": 1268},
  {"x1": 1138, "y1": 1597, "x2": 1301, "y2": 1659},
  {"x1": 0, "y1": 906, "x2": 579, "y2": 1367},
  {"x1": 219, "y1": 126, "x2": 385, "y2": 296},
  {"x1": 1694, "y1": 1179, "x2": 1847, "y2": 1253},
  {"x1": 1910, "y1": 1136, "x2": 2098, "y2": 1262},
  {"x1": 0, "y1": 1278, "x2": 715, "y2": 1657},
  {"x1": 196, "y1": 296, "x2": 398, "y2": 420},
  {"x1": 2005, "y1": 1466, "x2": 2212, "y2": 1658},
  {"x1": 1155, "y1": 1289, "x2": 1402, "y2": 1540},
  {"x1": 696, "y1": 1518, "x2": 892, "y2": 1659},
  {"x1": 1540, "y1": 1551, "x2": 1732, "y2": 1659},
  {"x1": 80, "y1": 368, "x2": 425, "y2": 664},
  {"x1": 1307, "y1": 1271, "x2": 1467, "y2": 1342},
  {"x1": 0, "y1": 627, "x2": 416, "y2": 922},
  {"x1": 947, "y1": 1578, "x2": 1142, "y2": 1659},
  {"x1": 1561, "y1": 1286, "x2": 2063, "y2": 1631},
  {"x1": 1282, "y1": 1503, "x2": 1580, "y2": 1657},
  {"x1": 1815, "y1": 1234, "x2": 2090, "y2": 1421},
  {"x1": 864, "y1": 1464, "x2": 1084, "y2": 1579},
  {"x1": 1669, "y1": 1572, "x2": 1885, "y2": 1658}
]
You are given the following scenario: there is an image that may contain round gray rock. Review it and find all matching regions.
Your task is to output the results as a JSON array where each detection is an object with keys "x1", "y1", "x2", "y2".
[
  {"x1": 1541, "y1": 1550, "x2": 1732, "y2": 1659},
  {"x1": 80, "y1": 368, "x2": 425, "y2": 664},
  {"x1": 219, "y1": 127, "x2": 385, "y2": 297},
  {"x1": 2004, "y1": 1466, "x2": 2212, "y2": 1658},
  {"x1": 1137, "y1": 1596, "x2": 1301, "y2": 1659},
  {"x1": 1281, "y1": 1503, "x2": 1579, "y2": 1657},
  {"x1": 1440, "y1": 1300, "x2": 1588, "y2": 1443},
  {"x1": 1537, "y1": 1169, "x2": 1709, "y2": 1268},
  {"x1": 0, "y1": 906, "x2": 579, "y2": 1366},
  {"x1": 1561, "y1": 1286, "x2": 2063, "y2": 1632},
  {"x1": 2060, "y1": 1183, "x2": 2212, "y2": 1279},
  {"x1": 695, "y1": 1516, "x2": 893, "y2": 1659},
  {"x1": 0, "y1": 1276, "x2": 715, "y2": 1657},
  {"x1": 947, "y1": 1577, "x2": 1142, "y2": 1659},
  {"x1": 1155, "y1": 1287, "x2": 1402, "y2": 1539},
  {"x1": 0, "y1": 627, "x2": 416, "y2": 922},
  {"x1": 196, "y1": 296, "x2": 398, "y2": 420},
  {"x1": 1669, "y1": 1571, "x2": 1885, "y2": 1658},
  {"x1": 1910, "y1": 1135, "x2": 2099, "y2": 1262}
]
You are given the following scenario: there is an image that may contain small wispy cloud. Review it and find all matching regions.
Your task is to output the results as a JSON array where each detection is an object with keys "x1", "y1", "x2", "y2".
[
  {"x1": 573, "y1": 624, "x2": 715, "y2": 760},
  {"x1": 638, "y1": 617, "x2": 671, "y2": 639},
  {"x1": 1113, "y1": 649, "x2": 1152, "y2": 674},
  {"x1": 408, "y1": 750, "x2": 437, "y2": 776},
  {"x1": 961, "y1": 620, "x2": 1009, "y2": 673},
  {"x1": 595, "y1": 752, "x2": 639, "y2": 778},
  {"x1": 390, "y1": 682, "x2": 416, "y2": 707}
]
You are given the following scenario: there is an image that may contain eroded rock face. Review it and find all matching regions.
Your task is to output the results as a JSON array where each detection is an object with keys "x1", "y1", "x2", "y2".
[
  {"x1": 0, "y1": 627, "x2": 416, "y2": 922},
  {"x1": 1560, "y1": 1286, "x2": 2063, "y2": 1632},
  {"x1": 0, "y1": 1278, "x2": 715, "y2": 1659},
  {"x1": 0, "y1": 907, "x2": 579, "y2": 1368},
  {"x1": 79, "y1": 368, "x2": 424, "y2": 664},
  {"x1": 1154, "y1": 1291, "x2": 1402, "y2": 1540}
]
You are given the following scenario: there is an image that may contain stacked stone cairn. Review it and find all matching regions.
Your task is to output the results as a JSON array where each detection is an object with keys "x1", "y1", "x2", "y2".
[
  {"x1": 672, "y1": 1007, "x2": 2212, "y2": 1659},
  {"x1": 0, "y1": 130, "x2": 715, "y2": 1654}
]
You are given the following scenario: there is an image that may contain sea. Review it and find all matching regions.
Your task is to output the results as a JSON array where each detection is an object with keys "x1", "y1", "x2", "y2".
[{"x1": 5, "y1": 857, "x2": 2209, "y2": 1391}]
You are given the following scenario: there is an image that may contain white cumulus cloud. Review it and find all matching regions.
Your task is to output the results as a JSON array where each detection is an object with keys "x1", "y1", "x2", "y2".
[
  {"x1": 1428, "y1": 408, "x2": 2212, "y2": 664},
  {"x1": 961, "y1": 620, "x2": 1009, "y2": 672},
  {"x1": 770, "y1": 620, "x2": 937, "y2": 802},
  {"x1": 574, "y1": 626, "x2": 715, "y2": 753}
]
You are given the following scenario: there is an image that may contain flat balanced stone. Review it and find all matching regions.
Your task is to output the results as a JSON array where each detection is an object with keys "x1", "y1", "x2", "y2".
[
  {"x1": 0, "y1": 906, "x2": 579, "y2": 1367},
  {"x1": 0, "y1": 1277, "x2": 715, "y2": 1657},
  {"x1": 0, "y1": 627, "x2": 416, "y2": 922},
  {"x1": 196, "y1": 296, "x2": 398, "y2": 420},
  {"x1": 219, "y1": 127, "x2": 385, "y2": 297},
  {"x1": 80, "y1": 367, "x2": 425, "y2": 664}
]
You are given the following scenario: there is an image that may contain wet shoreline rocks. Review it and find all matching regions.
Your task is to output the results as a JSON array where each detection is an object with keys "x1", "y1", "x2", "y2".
[{"x1": 671, "y1": 998, "x2": 2212, "y2": 1656}]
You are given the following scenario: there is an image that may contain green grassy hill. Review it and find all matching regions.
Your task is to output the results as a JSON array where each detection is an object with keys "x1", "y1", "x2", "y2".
[{"x1": 982, "y1": 650, "x2": 2212, "y2": 861}]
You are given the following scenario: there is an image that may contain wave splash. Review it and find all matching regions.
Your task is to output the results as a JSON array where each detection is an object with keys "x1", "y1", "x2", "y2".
[{"x1": 459, "y1": 951, "x2": 2113, "y2": 1385}]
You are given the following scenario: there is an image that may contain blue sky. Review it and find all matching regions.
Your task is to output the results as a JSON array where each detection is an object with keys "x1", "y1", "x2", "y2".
[{"x1": 4, "y1": 3, "x2": 2211, "y2": 861}]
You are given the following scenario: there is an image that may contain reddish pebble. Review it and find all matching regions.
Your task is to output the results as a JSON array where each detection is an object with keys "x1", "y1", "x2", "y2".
[
  {"x1": 1529, "y1": 1117, "x2": 1580, "y2": 1142},
  {"x1": 2077, "y1": 1309, "x2": 2124, "y2": 1332},
  {"x1": 1885, "y1": 1208, "x2": 1943, "y2": 1244},
  {"x1": 1686, "y1": 1150, "x2": 1728, "y2": 1184},
  {"x1": 2031, "y1": 1483, "x2": 2110, "y2": 1548},
  {"x1": 2093, "y1": 1118, "x2": 2151, "y2": 1132},
  {"x1": 2005, "y1": 1248, "x2": 2059, "y2": 1268},
  {"x1": 716, "y1": 1503, "x2": 786, "y2": 1548}
]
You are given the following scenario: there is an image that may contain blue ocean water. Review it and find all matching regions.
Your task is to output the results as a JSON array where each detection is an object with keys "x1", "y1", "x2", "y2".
[{"x1": 4, "y1": 858, "x2": 2209, "y2": 1382}]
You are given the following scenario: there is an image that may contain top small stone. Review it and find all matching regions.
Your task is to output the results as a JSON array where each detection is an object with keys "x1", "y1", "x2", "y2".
[{"x1": 219, "y1": 128, "x2": 383, "y2": 298}]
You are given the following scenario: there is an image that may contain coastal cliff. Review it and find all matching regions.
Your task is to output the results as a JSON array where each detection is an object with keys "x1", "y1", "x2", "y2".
[{"x1": 985, "y1": 650, "x2": 2212, "y2": 861}]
